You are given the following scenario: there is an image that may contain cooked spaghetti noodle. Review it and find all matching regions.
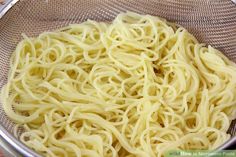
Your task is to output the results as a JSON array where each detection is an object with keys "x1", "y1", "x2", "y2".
[{"x1": 1, "y1": 12, "x2": 236, "y2": 157}]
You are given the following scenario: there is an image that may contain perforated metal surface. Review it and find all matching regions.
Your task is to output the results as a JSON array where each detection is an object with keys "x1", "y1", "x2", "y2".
[{"x1": 0, "y1": 0, "x2": 236, "y2": 156}]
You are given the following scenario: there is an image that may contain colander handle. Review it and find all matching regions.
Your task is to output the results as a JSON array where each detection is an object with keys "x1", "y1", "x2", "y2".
[{"x1": 0, "y1": 0, "x2": 19, "y2": 18}]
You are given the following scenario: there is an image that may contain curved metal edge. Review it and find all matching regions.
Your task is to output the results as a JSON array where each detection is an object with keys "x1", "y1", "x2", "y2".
[
  {"x1": 0, "y1": 125, "x2": 41, "y2": 157},
  {"x1": 0, "y1": 134, "x2": 22, "y2": 157},
  {"x1": 231, "y1": 0, "x2": 236, "y2": 4},
  {"x1": 217, "y1": 136, "x2": 236, "y2": 150},
  {"x1": 0, "y1": 0, "x2": 19, "y2": 18}
]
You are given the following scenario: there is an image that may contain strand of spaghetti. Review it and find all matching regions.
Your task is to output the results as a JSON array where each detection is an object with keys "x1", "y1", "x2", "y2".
[
  {"x1": 68, "y1": 108, "x2": 148, "y2": 157},
  {"x1": 1, "y1": 12, "x2": 236, "y2": 157}
]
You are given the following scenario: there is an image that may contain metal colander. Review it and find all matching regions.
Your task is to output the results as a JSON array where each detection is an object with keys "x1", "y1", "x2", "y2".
[{"x1": 0, "y1": 0, "x2": 236, "y2": 156}]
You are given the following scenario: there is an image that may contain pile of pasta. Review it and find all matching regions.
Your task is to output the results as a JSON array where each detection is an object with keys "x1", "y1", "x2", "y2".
[{"x1": 1, "y1": 12, "x2": 236, "y2": 157}]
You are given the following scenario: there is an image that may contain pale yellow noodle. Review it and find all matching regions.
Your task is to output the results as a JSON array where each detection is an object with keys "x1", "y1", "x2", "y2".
[{"x1": 1, "y1": 12, "x2": 236, "y2": 157}]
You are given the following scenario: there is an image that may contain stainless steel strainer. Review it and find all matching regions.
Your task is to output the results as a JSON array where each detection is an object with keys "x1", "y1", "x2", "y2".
[{"x1": 0, "y1": 0, "x2": 236, "y2": 156}]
